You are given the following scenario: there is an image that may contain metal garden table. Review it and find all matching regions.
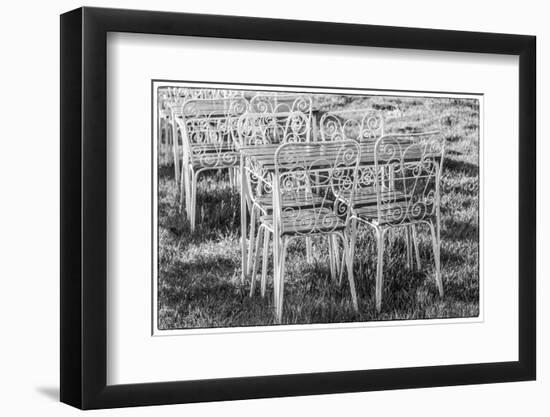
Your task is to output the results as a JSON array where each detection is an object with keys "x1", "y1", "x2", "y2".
[{"x1": 238, "y1": 140, "x2": 421, "y2": 281}]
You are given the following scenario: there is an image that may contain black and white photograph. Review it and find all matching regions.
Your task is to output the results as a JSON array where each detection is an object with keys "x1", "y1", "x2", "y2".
[
  {"x1": 153, "y1": 83, "x2": 481, "y2": 330},
  {"x1": 0, "y1": 0, "x2": 543, "y2": 414}
]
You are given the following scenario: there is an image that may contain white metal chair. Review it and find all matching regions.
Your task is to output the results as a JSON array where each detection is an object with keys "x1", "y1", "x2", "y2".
[
  {"x1": 249, "y1": 141, "x2": 361, "y2": 323},
  {"x1": 320, "y1": 108, "x2": 426, "y2": 275},
  {"x1": 162, "y1": 88, "x2": 246, "y2": 184},
  {"x1": 317, "y1": 109, "x2": 386, "y2": 272},
  {"x1": 247, "y1": 95, "x2": 315, "y2": 260},
  {"x1": 164, "y1": 89, "x2": 203, "y2": 184},
  {"x1": 349, "y1": 132, "x2": 445, "y2": 311},
  {"x1": 237, "y1": 111, "x2": 312, "y2": 283},
  {"x1": 176, "y1": 97, "x2": 249, "y2": 231}
]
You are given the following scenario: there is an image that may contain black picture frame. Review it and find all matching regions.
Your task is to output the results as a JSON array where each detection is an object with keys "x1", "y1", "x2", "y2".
[{"x1": 60, "y1": 6, "x2": 536, "y2": 410}]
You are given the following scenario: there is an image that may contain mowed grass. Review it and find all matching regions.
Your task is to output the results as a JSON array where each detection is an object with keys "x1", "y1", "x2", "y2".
[{"x1": 157, "y1": 95, "x2": 480, "y2": 329}]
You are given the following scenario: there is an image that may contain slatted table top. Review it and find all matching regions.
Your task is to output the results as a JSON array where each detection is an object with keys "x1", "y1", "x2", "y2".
[{"x1": 239, "y1": 140, "x2": 423, "y2": 170}]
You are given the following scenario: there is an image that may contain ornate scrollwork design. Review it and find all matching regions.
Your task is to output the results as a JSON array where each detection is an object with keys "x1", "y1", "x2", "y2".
[
  {"x1": 320, "y1": 109, "x2": 384, "y2": 142},
  {"x1": 180, "y1": 97, "x2": 249, "y2": 168},
  {"x1": 272, "y1": 141, "x2": 360, "y2": 236},
  {"x1": 236, "y1": 111, "x2": 311, "y2": 148},
  {"x1": 249, "y1": 94, "x2": 313, "y2": 116},
  {"x1": 373, "y1": 132, "x2": 445, "y2": 225}
]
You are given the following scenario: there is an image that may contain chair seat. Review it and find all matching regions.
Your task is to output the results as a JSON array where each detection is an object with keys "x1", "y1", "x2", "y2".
[
  {"x1": 260, "y1": 208, "x2": 345, "y2": 236},
  {"x1": 340, "y1": 189, "x2": 408, "y2": 208},
  {"x1": 256, "y1": 191, "x2": 331, "y2": 211}
]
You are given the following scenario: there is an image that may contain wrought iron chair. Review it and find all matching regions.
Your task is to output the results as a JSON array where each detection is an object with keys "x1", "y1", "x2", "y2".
[
  {"x1": 237, "y1": 111, "x2": 312, "y2": 284},
  {"x1": 164, "y1": 88, "x2": 204, "y2": 184},
  {"x1": 175, "y1": 97, "x2": 249, "y2": 231},
  {"x1": 320, "y1": 108, "x2": 425, "y2": 275},
  {"x1": 246, "y1": 95, "x2": 315, "y2": 256},
  {"x1": 249, "y1": 141, "x2": 361, "y2": 323},
  {"x1": 318, "y1": 109, "x2": 391, "y2": 278},
  {"x1": 319, "y1": 108, "x2": 384, "y2": 142},
  {"x1": 162, "y1": 88, "x2": 246, "y2": 184},
  {"x1": 349, "y1": 132, "x2": 445, "y2": 312}
]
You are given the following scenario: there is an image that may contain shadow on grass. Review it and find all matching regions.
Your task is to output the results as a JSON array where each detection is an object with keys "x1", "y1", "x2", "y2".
[
  {"x1": 444, "y1": 158, "x2": 479, "y2": 177},
  {"x1": 160, "y1": 186, "x2": 241, "y2": 241},
  {"x1": 158, "y1": 254, "x2": 263, "y2": 329},
  {"x1": 441, "y1": 218, "x2": 478, "y2": 241}
]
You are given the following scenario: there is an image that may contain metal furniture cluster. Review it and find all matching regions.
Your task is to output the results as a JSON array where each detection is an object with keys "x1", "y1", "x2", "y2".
[{"x1": 158, "y1": 87, "x2": 445, "y2": 323}]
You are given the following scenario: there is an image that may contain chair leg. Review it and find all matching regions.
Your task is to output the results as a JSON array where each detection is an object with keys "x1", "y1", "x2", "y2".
[
  {"x1": 342, "y1": 234, "x2": 358, "y2": 311},
  {"x1": 190, "y1": 170, "x2": 199, "y2": 232},
  {"x1": 405, "y1": 227, "x2": 412, "y2": 269},
  {"x1": 249, "y1": 226, "x2": 264, "y2": 297},
  {"x1": 328, "y1": 236, "x2": 337, "y2": 283},
  {"x1": 231, "y1": 168, "x2": 238, "y2": 189},
  {"x1": 375, "y1": 228, "x2": 386, "y2": 313},
  {"x1": 164, "y1": 123, "x2": 171, "y2": 164},
  {"x1": 306, "y1": 237, "x2": 314, "y2": 263},
  {"x1": 272, "y1": 236, "x2": 280, "y2": 314},
  {"x1": 240, "y1": 159, "x2": 247, "y2": 284},
  {"x1": 275, "y1": 239, "x2": 288, "y2": 324},
  {"x1": 184, "y1": 165, "x2": 192, "y2": 218},
  {"x1": 246, "y1": 207, "x2": 257, "y2": 276},
  {"x1": 261, "y1": 230, "x2": 270, "y2": 297},
  {"x1": 272, "y1": 236, "x2": 279, "y2": 318},
  {"x1": 344, "y1": 219, "x2": 358, "y2": 287},
  {"x1": 172, "y1": 122, "x2": 180, "y2": 186},
  {"x1": 168, "y1": 123, "x2": 174, "y2": 165},
  {"x1": 236, "y1": 167, "x2": 242, "y2": 193},
  {"x1": 332, "y1": 235, "x2": 341, "y2": 278},
  {"x1": 183, "y1": 168, "x2": 193, "y2": 221},
  {"x1": 338, "y1": 251, "x2": 346, "y2": 287},
  {"x1": 428, "y1": 220, "x2": 444, "y2": 297},
  {"x1": 180, "y1": 164, "x2": 189, "y2": 213},
  {"x1": 411, "y1": 225, "x2": 421, "y2": 271},
  {"x1": 352, "y1": 219, "x2": 359, "y2": 247}
]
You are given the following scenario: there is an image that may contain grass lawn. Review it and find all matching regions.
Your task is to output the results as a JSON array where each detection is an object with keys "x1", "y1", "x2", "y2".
[{"x1": 157, "y1": 95, "x2": 480, "y2": 329}]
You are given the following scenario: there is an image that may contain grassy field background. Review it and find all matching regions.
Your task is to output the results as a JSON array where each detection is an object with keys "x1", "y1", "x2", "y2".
[{"x1": 157, "y1": 94, "x2": 479, "y2": 329}]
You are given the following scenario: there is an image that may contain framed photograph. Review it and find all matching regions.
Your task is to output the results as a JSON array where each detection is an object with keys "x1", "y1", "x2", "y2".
[{"x1": 60, "y1": 6, "x2": 536, "y2": 409}]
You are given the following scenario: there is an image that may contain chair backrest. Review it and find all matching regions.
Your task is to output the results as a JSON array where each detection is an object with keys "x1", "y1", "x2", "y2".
[
  {"x1": 236, "y1": 111, "x2": 311, "y2": 148},
  {"x1": 319, "y1": 108, "x2": 384, "y2": 142},
  {"x1": 177, "y1": 97, "x2": 249, "y2": 167},
  {"x1": 165, "y1": 90, "x2": 222, "y2": 123},
  {"x1": 273, "y1": 141, "x2": 360, "y2": 236},
  {"x1": 373, "y1": 131, "x2": 445, "y2": 225},
  {"x1": 249, "y1": 94, "x2": 313, "y2": 116}
]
